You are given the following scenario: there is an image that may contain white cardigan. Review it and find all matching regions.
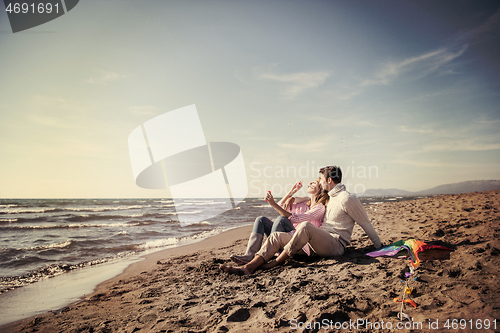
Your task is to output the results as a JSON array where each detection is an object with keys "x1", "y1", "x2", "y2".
[{"x1": 324, "y1": 184, "x2": 382, "y2": 249}]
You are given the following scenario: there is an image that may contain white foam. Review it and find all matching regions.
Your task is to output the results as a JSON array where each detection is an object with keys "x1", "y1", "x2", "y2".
[
  {"x1": 158, "y1": 211, "x2": 202, "y2": 216},
  {"x1": 25, "y1": 240, "x2": 72, "y2": 251},
  {"x1": 137, "y1": 237, "x2": 179, "y2": 250},
  {"x1": 7, "y1": 222, "x2": 136, "y2": 230},
  {"x1": 0, "y1": 208, "x2": 55, "y2": 214}
]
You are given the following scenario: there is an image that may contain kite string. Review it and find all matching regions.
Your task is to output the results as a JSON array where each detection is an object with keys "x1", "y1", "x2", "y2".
[{"x1": 398, "y1": 265, "x2": 417, "y2": 322}]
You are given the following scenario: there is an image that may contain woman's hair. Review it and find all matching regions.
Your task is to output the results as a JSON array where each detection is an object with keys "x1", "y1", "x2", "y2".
[{"x1": 307, "y1": 180, "x2": 330, "y2": 207}]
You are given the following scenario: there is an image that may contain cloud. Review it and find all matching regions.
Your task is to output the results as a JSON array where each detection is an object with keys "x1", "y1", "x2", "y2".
[
  {"x1": 26, "y1": 114, "x2": 74, "y2": 128},
  {"x1": 397, "y1": 125, "x2": 434, "y2": 134},
  {"x1": 309, "y1": 115, "x2": 378, "y2": 128},
  {"x1": 457, "y1": 8, "x2": 500, "y2": 44},
  {"x1": 390, "y1": 158, "x2": 450, "y2": 168},
  {"x1": 325, "y1": 85, "x2": 362, "y2": 101},
  {"x1": 24, "y1": 95, "x2": 87, "y2": 129},
  {"x1": 129, "y1": 105, "x2": 159, "y2": 116},
  {"x1": 360, "y1": 46, "x2": 467, "y2": 87},
  {"x1": 255, "y1": 68, "x2": 330, "y2": 99},
  {"x1": 277, "y1": 140, "x2": 330, "y2": 153},
  {"x1": 87, "y1": 70, "x2": 127, "y2": 85},
  {"x1": 421, "y1": 137, "x2": 500, "y2": 152}
]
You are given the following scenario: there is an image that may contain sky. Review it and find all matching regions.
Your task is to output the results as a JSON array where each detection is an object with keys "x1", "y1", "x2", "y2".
[{"x1": 0, "y1": 0, "x2": 499, "y2": 198}]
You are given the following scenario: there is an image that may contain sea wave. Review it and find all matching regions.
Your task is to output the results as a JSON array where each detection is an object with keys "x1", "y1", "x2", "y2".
[
  {"x1": 65, "y1": 214, "x2": 141, "y2": 223},
  {"x1": 0, "y1": 254, "x2": 136, "y2": 293},
  {"x1": 61, "y1": 205, "x2": 150, "y2": 212},
  {"x1": 175, "y1": 201, "x2": 228, "y2": 206},
  {"x1": 25, "y1": 240, "x2": 72, "y2": 251},
  {"x1": 0, "y1": 208, "x2": 57, "y2": 215},
  {"x1": 1, "y1": 222, "x2": 137, "y2": 230},
  {"x1": 158, "y1": 211, "x2": 202, "y2": 216},
  {"x1": 0, "y1": 219, "x2": 18, "y2": 223},
  {"x1": 137, "y1": 227, "x2": 223, "y2": 250},
  {"x1": 137, "y1": 237, "x2": 179, "y2": 250},
  {"x1": 187, "y1": 227, "x2": 225, "y2": 240},
  {"x1": 154, "y1": 200, "x2": 175, "y2": 205},
  {"x1": 2, "y1": 216, "x2": 49, "y2": 224}
]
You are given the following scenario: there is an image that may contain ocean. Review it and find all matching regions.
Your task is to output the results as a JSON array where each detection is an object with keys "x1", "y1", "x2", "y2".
[{"x1": 0, "y1": 195, "x2": 425, "y2": 294}]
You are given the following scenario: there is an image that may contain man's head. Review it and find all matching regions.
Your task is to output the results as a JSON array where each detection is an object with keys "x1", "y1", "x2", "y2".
[{"x1": 319, "y1": 166, "x2": 342, "y2": 191}]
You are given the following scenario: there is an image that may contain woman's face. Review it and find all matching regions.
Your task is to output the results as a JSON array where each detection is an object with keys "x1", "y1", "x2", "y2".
[{"x1": 306, "y1": 179, "x2": 321, "y2": 195}]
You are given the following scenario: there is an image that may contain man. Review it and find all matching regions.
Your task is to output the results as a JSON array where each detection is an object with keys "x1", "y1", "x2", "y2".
[{"x1": 220, "y1": 166, "x2": 382, "y2": 275}]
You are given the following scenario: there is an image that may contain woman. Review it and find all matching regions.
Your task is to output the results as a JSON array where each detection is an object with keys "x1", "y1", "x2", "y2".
[{"x1": 229, "y1": 179, "x2": 329, "y2": 265}]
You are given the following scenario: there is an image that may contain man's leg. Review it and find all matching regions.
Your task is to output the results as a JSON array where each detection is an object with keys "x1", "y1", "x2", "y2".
[
  {"x1": 283, "y1": 222, "x2": 344, "y2": 258},
  {"x1": 221, "y1": 232, "x2": 292, "y2": 275},
  {"x1": 255, "y1": 232, "x2": 293, "y2": 262}
]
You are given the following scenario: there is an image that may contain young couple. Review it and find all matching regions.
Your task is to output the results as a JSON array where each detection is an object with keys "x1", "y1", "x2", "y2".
[{"x1": 220, "y1": 165, "x2": 383, "y2": 275}]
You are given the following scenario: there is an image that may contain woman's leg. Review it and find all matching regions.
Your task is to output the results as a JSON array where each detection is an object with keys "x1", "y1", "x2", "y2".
[
  {"x1": 271, "y1": 215, "x2": 295, "y2": 233},
  {"x1": 252, "y1": 216, "x2": 274, "y2": 237},
  {"x1": 230, "y1": 216, "x2": 273, "y2": 264}
]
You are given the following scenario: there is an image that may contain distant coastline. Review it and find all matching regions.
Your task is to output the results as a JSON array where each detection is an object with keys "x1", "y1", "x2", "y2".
[{"x1": 357, "y1": 179, "x2": 500, "y2": 197}]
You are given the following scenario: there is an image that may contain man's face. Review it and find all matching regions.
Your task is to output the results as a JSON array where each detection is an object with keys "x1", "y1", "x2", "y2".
[{"x1": 319, "y1": 173, "x2": 328, "y2": 189}]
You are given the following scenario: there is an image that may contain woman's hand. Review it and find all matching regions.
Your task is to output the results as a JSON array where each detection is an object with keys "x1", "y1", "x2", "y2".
[
  {"x1": 291, "y1": 181, "x2": 303, "y2": 194},
  {"x1": 265, "y1": 191, "x2": 277, "y2": 206},
  {"x1": 283, "y1": 196, "x2": 295, "y2": 211}
]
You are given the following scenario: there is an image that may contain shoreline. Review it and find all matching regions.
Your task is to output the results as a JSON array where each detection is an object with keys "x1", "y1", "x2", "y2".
[
  {"x1": 92, "y1": 224, "x2": 253, "y2": 296},
  {"x1": 3, "y1": 191, "x2": 500, "y2": 332},
  {"x1": 0, "y1": 224, "x2": 253, "y2": 327}
]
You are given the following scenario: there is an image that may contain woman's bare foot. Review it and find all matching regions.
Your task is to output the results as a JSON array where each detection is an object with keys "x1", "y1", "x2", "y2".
[
  {"x1": 219, "y1": 264, "x2": 252, "y2": 275},
  {"x1": 229, "y1": 255, "x2": 250, "y2": 265}
]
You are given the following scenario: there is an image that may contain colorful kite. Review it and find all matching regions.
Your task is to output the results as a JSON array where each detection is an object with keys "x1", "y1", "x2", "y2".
[{"x1": 366, "y1": 239, "x2": 454, "y2": 267}]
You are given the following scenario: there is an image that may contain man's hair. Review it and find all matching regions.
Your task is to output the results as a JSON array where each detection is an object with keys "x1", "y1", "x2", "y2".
[{"x1": 319, "y1": 165, "x2": 342, "y2": 184}]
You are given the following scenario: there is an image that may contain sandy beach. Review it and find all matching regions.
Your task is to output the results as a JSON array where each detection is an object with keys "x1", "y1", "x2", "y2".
[{"x1": 2, "y1": 190, "x2": 499, "y2": 332}]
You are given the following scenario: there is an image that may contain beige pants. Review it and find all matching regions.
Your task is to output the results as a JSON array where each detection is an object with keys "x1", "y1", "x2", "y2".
[{"x1": 256, "y1": 222, "x2": 345, "y2": 262}]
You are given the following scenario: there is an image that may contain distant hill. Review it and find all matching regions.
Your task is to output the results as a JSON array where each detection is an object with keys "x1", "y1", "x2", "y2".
[
  {"x1": 359, "y1": 188, "x2": 413, "y2": 197},
  {"x1": 358, "y1": 180, "x2": 500, "y2": 197}
]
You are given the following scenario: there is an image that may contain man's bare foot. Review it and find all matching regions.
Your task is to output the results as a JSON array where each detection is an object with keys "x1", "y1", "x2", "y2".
[
  {"x1": 261, "y1": 260, "x2": 280, "y2": 270},
  {"x1": 219, "y1": 264, "x2": 252, "y2": 275}
]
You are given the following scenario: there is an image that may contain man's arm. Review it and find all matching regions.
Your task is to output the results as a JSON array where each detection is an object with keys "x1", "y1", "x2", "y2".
[{"x1": 344, "y1": 196, "x2": 382, "y2": 248}]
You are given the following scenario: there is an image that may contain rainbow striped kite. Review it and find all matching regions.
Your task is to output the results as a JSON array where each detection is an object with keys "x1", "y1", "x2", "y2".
[{"x1": 366, "y1": 239, "x2": 453, "y2": 267}]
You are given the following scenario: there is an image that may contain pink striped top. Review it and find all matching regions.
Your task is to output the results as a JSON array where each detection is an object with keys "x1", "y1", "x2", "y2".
[{"x1": 288, "y1": 201, "x2": 325, "y2": 228}]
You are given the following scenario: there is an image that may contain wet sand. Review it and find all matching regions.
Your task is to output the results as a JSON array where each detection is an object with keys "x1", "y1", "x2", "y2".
[{"x1": 2, "y1": 191, "x2": 499, "y2": 332}]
